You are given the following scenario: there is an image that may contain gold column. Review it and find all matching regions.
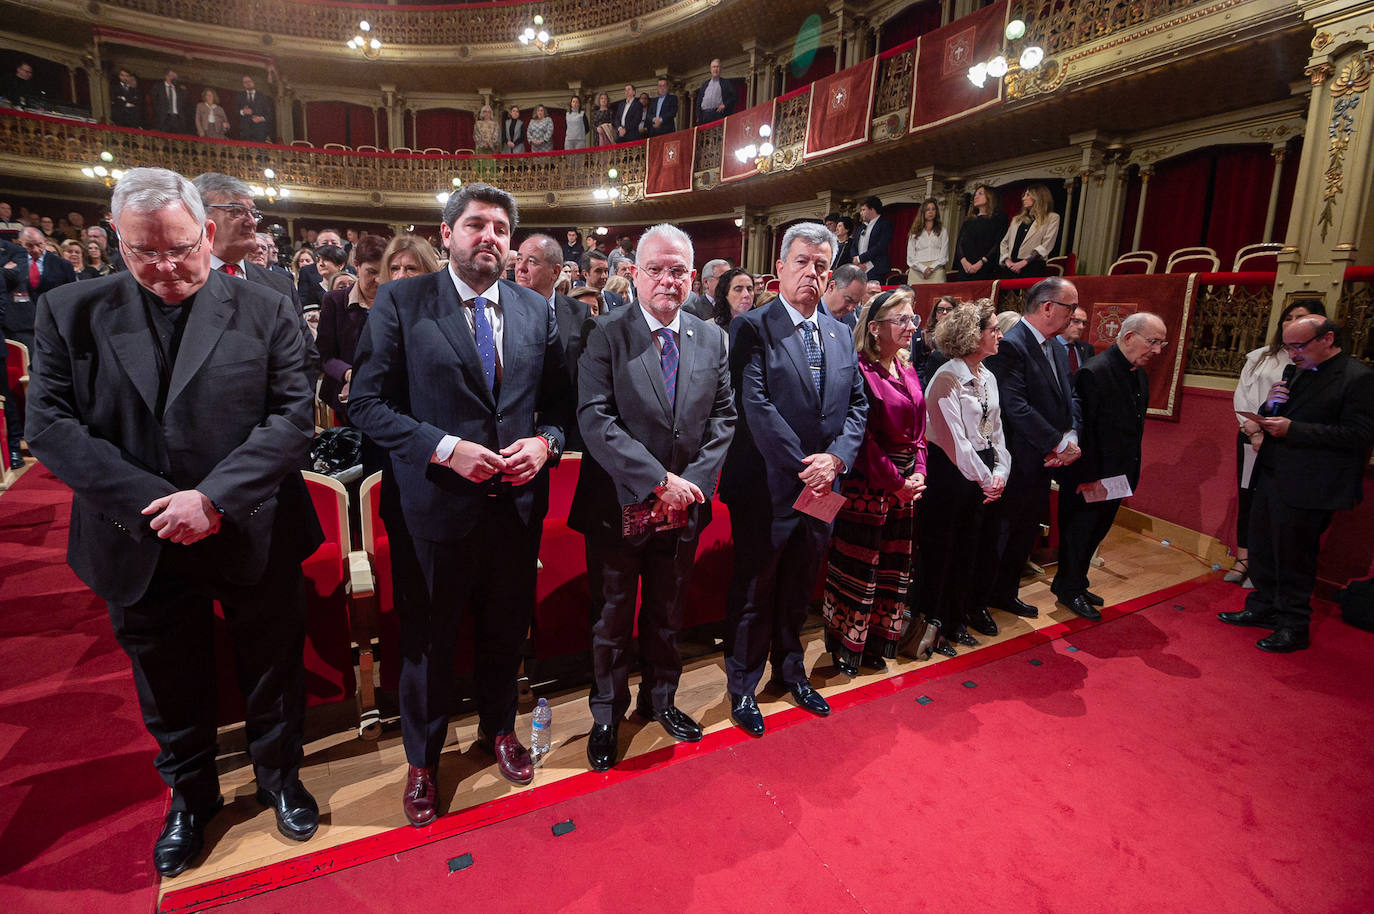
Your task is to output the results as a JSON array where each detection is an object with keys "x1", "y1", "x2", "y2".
[
  {"x1": 1263, "y1": 146, "x2": 1287, "y2": 242},
  {"x1": 1131, "y1": 166, "x2": 1153, "y2": 252}
]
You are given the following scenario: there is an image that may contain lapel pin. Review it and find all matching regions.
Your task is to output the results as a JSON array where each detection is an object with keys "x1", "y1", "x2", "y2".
[
  {"x1": 686, "y1": 329, "x2": 693, "y2": 337},
  {"x1": 829, "y1": 331, "x2": 836, "y2": 339}
]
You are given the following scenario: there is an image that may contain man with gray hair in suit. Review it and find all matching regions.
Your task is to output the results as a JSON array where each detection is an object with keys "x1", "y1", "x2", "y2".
[{"x1": 570, "y1": 222, "x2": 735, "y2": 771}]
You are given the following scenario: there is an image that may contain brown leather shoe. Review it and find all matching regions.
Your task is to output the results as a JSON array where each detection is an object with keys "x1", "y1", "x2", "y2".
[
  {"x1": 402, "y1": 765, "x2": 438, "y2": 827},
  {"x1": 476, "y1": 730, "x2": 534, "y2": 785}
]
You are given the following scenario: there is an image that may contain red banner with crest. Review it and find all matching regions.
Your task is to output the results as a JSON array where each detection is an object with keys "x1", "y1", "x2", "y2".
[{"x1": 804, "y1": 57, "x2": 877, "y2": 160}]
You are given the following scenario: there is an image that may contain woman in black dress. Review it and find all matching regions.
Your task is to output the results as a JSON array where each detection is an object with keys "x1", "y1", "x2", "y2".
[{"x1": 953, "y1": 184, "x2": 1006, "y2": 281}]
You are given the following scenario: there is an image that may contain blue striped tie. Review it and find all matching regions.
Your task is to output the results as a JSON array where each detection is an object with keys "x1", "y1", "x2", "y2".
[
  {"x1": 658, "y1": 328, "x2": 678, "y2": 407},
  {"x1": 801, "y1": 321, "x2": 823, "y2": 396}
]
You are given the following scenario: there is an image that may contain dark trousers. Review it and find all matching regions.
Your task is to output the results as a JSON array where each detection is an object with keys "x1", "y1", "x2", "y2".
[
  {"x1": 585, "y1": 529, "x2": 698, "y2": 725},
  {"x1": 107, "y1": 541, "x2": 308, "y2": 815},
  {"x1": 1244, "y1": 467, "x2": 1332, "y2": 630},
  {"x1": 724, "y1": 500, "x2": 830, "y2": 694},
  {"x1": 987, "y1": 466, "x2": 1051, "y2": 608},
  {"x1": 916, "y1": 446, "x2": 996, "y2": 634},
  {"x1": 1052, "y1": 486, "x2": 1122, "y2": 598},
  {"x1": 389, "y1": 501, "x2": 538, "y2": 767}
]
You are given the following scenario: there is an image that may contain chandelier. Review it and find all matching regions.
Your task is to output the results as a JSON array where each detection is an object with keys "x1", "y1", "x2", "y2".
[
  {"x1": 347, "y1": 20, "x2": 382, "y2": 59},
  {"x1": 80, "y1": 150, "x2": 125, "y2": 187},
  {"x1": 966, "y1": 15, "x2": 1049, "y2": 97},
  {"x1": 732, "y1": 123, "x2": 774, "y2": 173},
  {"x1": 518, "y1": 14, "x2": 556, "y2": 53}
]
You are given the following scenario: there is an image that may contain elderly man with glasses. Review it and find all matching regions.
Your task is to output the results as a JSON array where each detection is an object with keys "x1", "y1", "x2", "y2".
[{"x1": 26, "y1": 167, "x2": 322, "y2": 876}]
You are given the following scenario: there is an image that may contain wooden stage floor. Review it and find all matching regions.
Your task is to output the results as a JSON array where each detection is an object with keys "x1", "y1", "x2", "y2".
[{"x1": 159, "y1": 524, "x2": 1213, "y2": 902}]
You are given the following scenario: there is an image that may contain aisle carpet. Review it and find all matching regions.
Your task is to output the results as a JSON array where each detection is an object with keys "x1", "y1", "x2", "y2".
[
  {"x1": 215, "y1": 579, "x2": 1374, "y2": 914},
  {"x1": 0, "y1": 467, "x2": 166, "y2": 914}
]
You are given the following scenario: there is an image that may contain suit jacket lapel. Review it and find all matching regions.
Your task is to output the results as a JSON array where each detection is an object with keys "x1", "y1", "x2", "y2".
[
  {"x1": 433, "y1": 271, "x2": 495, "y2": 410},
  {"x1": 629, "y1": 308, "x2": 673, "y2": 416},
  {"x1": 674, "y1": 316, "x2": 699, "y2": 419},
  {"x1": 166, "y1": 270, "x2": 233, "y2": 409},
  {"x1": 769, "y1": 301, "x2": 818, "y2": 407},
  {"x1": 819, "y1": 315, "x2": 849, "y2": 410},
  {"x1": 105, "y1": 273, "x2": 163, "y2": 417}
]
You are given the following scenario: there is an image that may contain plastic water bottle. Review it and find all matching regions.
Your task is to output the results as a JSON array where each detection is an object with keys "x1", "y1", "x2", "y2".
[{"x1": 530, "y1": 698, "x2": 552, "y2": 766}]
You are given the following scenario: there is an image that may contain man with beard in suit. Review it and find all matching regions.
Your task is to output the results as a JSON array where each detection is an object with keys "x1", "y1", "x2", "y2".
[
  {"x1": 347, "y1": 183, "x2": 571, "y2": 825},
  {"x1": 26, "y1": 167, "x2": 321, "y2": 876},
  {"x1": 514, "y1": 232, "x2": 590, "y2": 448},
  {"x1": 236, "y1": 75, "x2": 274, "y2": 142},
  {"x1": 570, "y1": 223, "x2": 734, "y2": 770},
  {"x1": 193, "y1": 173, "x2": 318, "y2": 378}
]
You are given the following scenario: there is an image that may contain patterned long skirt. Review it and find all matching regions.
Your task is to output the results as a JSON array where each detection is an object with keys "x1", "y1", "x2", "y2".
[{"x1": 821, "y1": 458, "x2": 917, "y2": 665}]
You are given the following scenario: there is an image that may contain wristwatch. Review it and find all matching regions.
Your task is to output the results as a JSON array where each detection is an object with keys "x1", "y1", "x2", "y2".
[{"x1": 537, "y1": 433, "x2": 562, "y2": 466}]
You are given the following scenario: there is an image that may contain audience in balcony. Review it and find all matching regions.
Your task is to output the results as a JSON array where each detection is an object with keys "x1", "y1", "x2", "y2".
[
  {"x1": 614, "y1": 85, "x2": 643, "y2": 142},
  {"x1": 592, "y1": 92, "x2": 616, "y2": 146},
  {"x1": 195, "y1": 89, "x2": 230, "y2": 139},
  {"x1": 111, "y1": 69, "x2": 142, "y2": 128},
  {"x1": 853, "y1": 195, "x2": 893, "y2": 282},
  {"x1": 503, "y1": 104, "x2": 527, "y2": 153},
  {"x1": 695, "y1": 58, "x2": 737, "y2": 125},
  {"x1": 830, "y1": 215, "x2": 855, "y2": 272},
  {"x1": 999, "y1": 183, "x2": 1059, "y2": 279},
  {"x1": 710, "y1": 267, "x2": 754, "y2": 332},
  {"x1": 474, "y1": 104, "x2": 501, "y2": 154},
  {"x1": 1227, "y1": 297, "x2": 1326, "y2": 588},
  {"x1": 528, "y1": 105, "x2": 555, "y2": 152},
  {"x1": 636, "y1": 91, "x2": 654, "y2": 138},
  {"x1": 648, "y1": 78, "x2": 679, "y2": 136},
  {"x1": 564, "y1": 96, "x2": 589, "y2": 149},
  {"x1": 906, "y1": 198, "x2": 949, "y2": 284},
  {"x1": 151, "y1": 69, "x2": 190, "y2": 135},
  {"x1": 1, "y1": 61, "x2": 37, "y2": 107},
  {"x1": 236, "y1": 75, "x2": 274, "y2": 143},
  {"x1": 954, "y1": 184, "x2": 1005, "y2": 281}
]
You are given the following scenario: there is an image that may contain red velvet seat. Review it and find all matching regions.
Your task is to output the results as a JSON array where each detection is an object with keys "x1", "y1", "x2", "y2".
[{"x1": 6, "y1": 339, "x2": 29, "y2": 427}]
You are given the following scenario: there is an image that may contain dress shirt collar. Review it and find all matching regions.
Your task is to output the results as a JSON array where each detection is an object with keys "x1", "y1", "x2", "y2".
[
  {"x1": 347, "y1": 281, "x2": 371, "y2": 309},
  {"x1": 210, "y1": 253, "x2": 246, "y2": 275},
  {"x1": 780, "y1": 295, "x2": 818, "y2": 330},
  {"x1": 945, "y1": 356, "x2": 983, "y2": 387},
  {"x1": 1021, "y1": 316, "x2": 1049, "y2": 346},
  {"x1": 448, "y1": 268, "x2": 501, "y2": 306},
  {"x1": 638, "y1": 304, "x2": 681, "y2": 335}
]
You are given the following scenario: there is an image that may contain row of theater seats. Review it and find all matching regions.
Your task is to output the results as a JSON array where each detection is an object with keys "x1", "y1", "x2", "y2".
[
  {"x1": 212, "y1": 456, "x2": 739, "y2": 740},
  {"x1": 1109, "y1": 243, "x2": 1282, "y2": 276}
]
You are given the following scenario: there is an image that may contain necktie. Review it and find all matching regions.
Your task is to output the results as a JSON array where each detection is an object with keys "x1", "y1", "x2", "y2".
[
  {"x1": 1042, "y1": 340, "x2": 1064, "y2": 397},
  {"x1": 658, "y1": 328, "x2": 678, "y2": 407},
  {"x1": 168, "y1": 83, "x2": 176, "y2": 115},
  {"x1": 471, "y1": 296, "x2": 496, "y2": 392},
  {"x1": 801, "y1": 321, "x2": 823, "y2": 396},
  {"x1": 29, "y1": 257, "x2": 39, "y2": 289},
  {"x1": 1067, "y1": 344, "x2": 1080, "y2": 374},
  {"x1": 218, "y1": 263, "x2": 240, "y2": 277}
]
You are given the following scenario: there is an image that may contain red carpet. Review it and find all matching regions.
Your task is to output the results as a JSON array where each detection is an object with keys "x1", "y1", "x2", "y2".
[
  {"x1": 210, "y1": 579, "x2": 1374, "y2": 913},
  {"x1": 0, "y1": 467, "x2": 166, "y2": 914}
]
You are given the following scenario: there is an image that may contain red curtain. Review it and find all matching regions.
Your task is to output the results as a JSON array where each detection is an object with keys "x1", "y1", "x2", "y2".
[
  {"x1": 304, "y1": 101, "x2": 348, "y2": 146},
  {"x1": 783, "y1": 47, "x2": 837, "y2": 93},
  {"x1": 1206, "y1": 146, "x2": 1277, "y2": 269},
  {"x1": 879, "y1": 0, "x2": 945, "y2": 52},
  {"x1": 376, "y1": 108, "x2": 389, "y2": 149},
  {"x1": 414, "y1": 108, "x2": 462, "y2": 152},
  {"x1": 683, "y1": 219, "x2": 742, "y2": 270},
  {"x1": 1133, "y1": 152, "x2": 1213, "y2": 264},
  {"x1": 345, "y1": 105, "x2": 376, "y2": 148},
  {"x1": 885, "y1": 202, "x2": 921, "y2": 272}
]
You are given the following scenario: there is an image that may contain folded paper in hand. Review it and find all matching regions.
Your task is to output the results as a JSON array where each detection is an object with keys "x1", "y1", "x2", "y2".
[
  {"x1": 1077, "y1": 474, "x2": 1134, "y2": 503},
  {"x1": 793, "y1": 487, "x2": 847, "y2": 523}
]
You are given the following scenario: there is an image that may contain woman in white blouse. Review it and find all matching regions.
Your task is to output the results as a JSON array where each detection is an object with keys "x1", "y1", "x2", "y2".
[
  {"x1": 564, "y1": 95, "x2": 589, "y2": 150},
  {"x1": 906, "y1": 198, "x2": 949, "y2": 284},
  {"x1": 1227, "y1": 298, "x2": 1325, "y2": 586},
  {"x1": 911, "y1": 298, "x2": 1010, "y2": 659},
  {"x1": 999, "y1": 183, "x2": 1060, "y2": 278}
]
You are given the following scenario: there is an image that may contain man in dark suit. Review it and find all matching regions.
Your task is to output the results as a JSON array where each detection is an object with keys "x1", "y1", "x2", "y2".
[
  {"x1": 570, "y1": 224, "x2": 735, "y2": 770},
  {"x1": 150, "y1": 68, "x2": 190, "y2": 134},
  {"x1": 984, "y1": 277, "x2": 1083, "y2": 629},
  {"x1": 1053, "y1": 312, "x2": 1166, "y2": 616},
  {"x1": 581, "y1": 248, "x2": 623, "y2": 311},
  {"x1": 25, "y1": 167, "x2": 322, "y2": 876},
  {"x1": 236, "y1": 75, "x2": 274, "y2": 142},
  {"x1": 193, "y1": 173, "x2": 319, "y2": 378},
  {"x1": 503, "y1": 104, "x2": 526, "y2": 153},
  {"x1": 1219, "y1": 315, "x2": 1374, "y2": 652},
  {"x1": 852, "y1": 196, "x2": 893, "y2": 282},
  {"x1": 1057, "y1": 305, "x2": 1094, "y2": 376},
  {"x1": 3, "y1": 225, "x2": 77, "y2": 467},
  {"x1": 110, "y1": 68, "x2": 143, "y2": 128},
  {"x1": 613, "y1": 84, "x2": 643, "y2": 142},
  {"x1": 719, "y1": 222, "x2": 868, "y2": 736},
  {"x1": 821, "y1": 263, "x2": 866, "y2": 331},
  {"x1": 515, "y1": 232, "x2": 590, "y2": 450},
  {"x1": 695, "y1": 58, "x2": 737, "y2": 125},
  {"x1": 648, "y1": 77, "x2": 679, "y2": 136},
  {"x1": 348, "y1": 183, "x2": 571, "y2": 826}
]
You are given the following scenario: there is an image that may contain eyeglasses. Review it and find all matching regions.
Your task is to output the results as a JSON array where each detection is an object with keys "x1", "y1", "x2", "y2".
[
  {"x1": 1145, "y1": 337, "x2": 1169, "y2": 349},
  {"x1": 876, "y1": 314, "x2": 921, "y2": 328},
  {"x1": 1282, "y1": 334, "x2": 1322, "y2": 353},
  {"x1": 206, "y1": 203, "x2": 264, "y2": 223},
  {"x1": 118, "y1": 228, "x2": 206, "y2": 264},
  {"x1": 1043, "y1": 300, "x2": 1075, "y2": 311},
  {"x1": 640, "y1": 264, "x2": 691, "y2": 282}
]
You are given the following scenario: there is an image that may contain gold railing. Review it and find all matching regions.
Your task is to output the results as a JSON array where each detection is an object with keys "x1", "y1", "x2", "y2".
[
  {"x1": 1027, "y1": 0, "x2": 1205, "y2": 57},
  {"x1": 0, "y1": 110, "x2": 646, "y2": 199},
  {"x1": 1185, "y1": 279, "x2": 1274, "y2": 377},
  {"x1": 83, "y1": 0, "x2": 703, "y2": 47},
  {"x1": 874, "y1": 48, "x2": 915, "y2": 119}
]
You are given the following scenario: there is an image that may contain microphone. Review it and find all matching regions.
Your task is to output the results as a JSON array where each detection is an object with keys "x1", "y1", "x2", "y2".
[{"x1": 1261, "y1": 364, "x2": 1296, "y2": 416}]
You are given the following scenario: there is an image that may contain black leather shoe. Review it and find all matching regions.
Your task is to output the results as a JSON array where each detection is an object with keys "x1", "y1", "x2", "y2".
[
  {"x1": 654, "y1": 705, "x2": 703, "y2": 743},
  {"x1": 833, "y1": 653, "x2": 859, "y2": 677},
  {"x1": 932, "y1": 637, "x2": 958, "y2": 658},
  {"x1": 8, "y1": 449, "x2": 23, "y2": 470},
  {"x1": 1257, "y1": 627, "x2": 1310, "y2": 653},
  {"x1": 775, "y1": 680, "x2": 830, "y2": 717},
  {"x1": 587, "y1": 722, "x2": 618, "y2": 771},
  {"x1": 1084, "y1": 590, "x2": 1105, "y2": 607},
  {"x1": 860, "y1": 653, "x2": 888, "y2": 672},
  {"x1": 967, "y1": 607, "x2": 999, "y2": 637},
  {"x1": 996, "y1": 598, "x2": 1039, "y2": 618},
  {"x1": 153, "y1": 798, "x2": 223, "y2": 877},
  {"x1": 730, "y1": 692, "x2": 765, "y2": 737},
  {"x1": 1217, "y1": 608, "x2": 1280, "y2": 629},
  {"x1": 950, "y1": 629, "x2": 979, "y2": 647},
  {"x1": 255, "y1": 779, "x2": 319, "y2": 841},
  {"x1": 1061, "y1": 594, "x2": 1102, "y2": 621}
]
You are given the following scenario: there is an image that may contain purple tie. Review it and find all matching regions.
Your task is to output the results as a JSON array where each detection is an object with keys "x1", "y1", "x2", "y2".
[{"x1": 658, "y1": 328, "x2": 678, "y2": 407}]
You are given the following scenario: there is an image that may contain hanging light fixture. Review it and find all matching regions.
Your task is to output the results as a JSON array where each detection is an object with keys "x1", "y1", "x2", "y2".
[
  {"x1": 347, "y1": 19, "x2": 383, "y2": 59},
  {"x1": 517, "y1": 13, "x2": 556, "y2": 53}
]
